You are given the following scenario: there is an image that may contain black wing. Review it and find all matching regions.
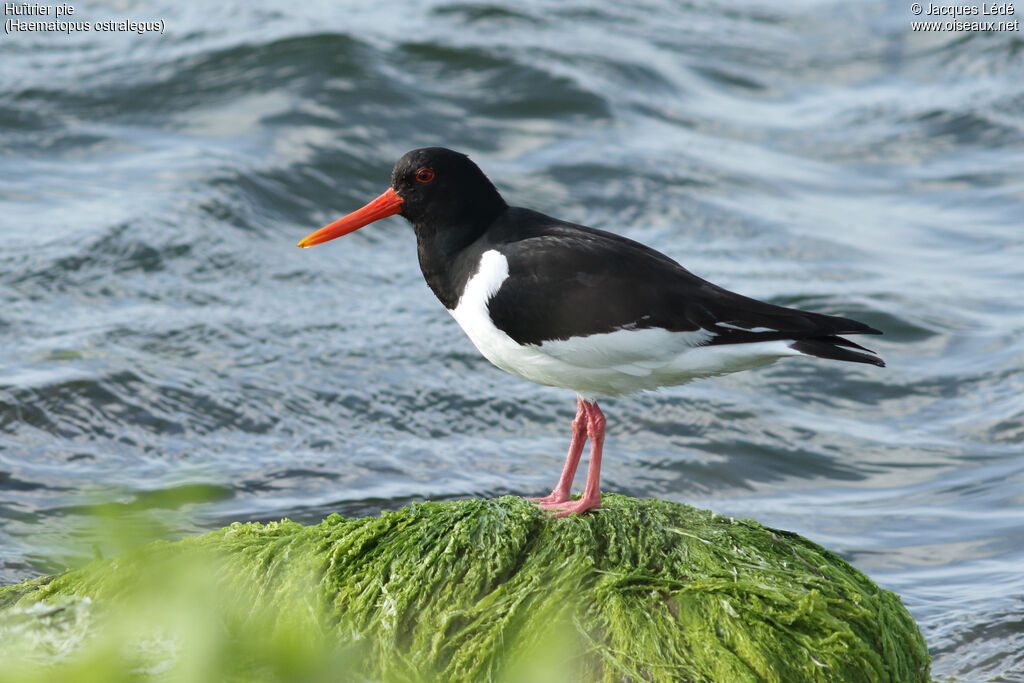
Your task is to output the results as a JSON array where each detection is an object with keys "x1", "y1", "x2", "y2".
[{"x1": 485, "y1": 209, "x2": 883, "y2": 366}]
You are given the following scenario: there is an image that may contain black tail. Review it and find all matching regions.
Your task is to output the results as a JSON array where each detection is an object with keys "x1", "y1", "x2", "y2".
[{"x1": 789, "y1": 335, "x2": 885, "y2": 367}]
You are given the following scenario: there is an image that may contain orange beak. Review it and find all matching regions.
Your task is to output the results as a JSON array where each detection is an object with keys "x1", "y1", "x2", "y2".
[{"x1": 297, "y1": 187, "x2": 404, "y2": 248}]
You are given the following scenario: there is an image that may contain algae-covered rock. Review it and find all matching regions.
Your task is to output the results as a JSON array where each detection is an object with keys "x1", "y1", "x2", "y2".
[{"x1": 0, "y1": 495, "x2": 930, "y2": 682}]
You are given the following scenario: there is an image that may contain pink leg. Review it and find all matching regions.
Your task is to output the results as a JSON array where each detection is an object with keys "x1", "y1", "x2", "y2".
[
  {"x1": 538, "y1": 400, "x2": 605, "y2": 516},
  {"x1": 530, "y1": 397, "x2": 587, "y2": 504}
]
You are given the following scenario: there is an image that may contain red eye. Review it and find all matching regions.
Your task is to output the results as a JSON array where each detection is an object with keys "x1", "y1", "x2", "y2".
[{"x1": 415, "y1": 168, "x2": 435, "y2": 183}]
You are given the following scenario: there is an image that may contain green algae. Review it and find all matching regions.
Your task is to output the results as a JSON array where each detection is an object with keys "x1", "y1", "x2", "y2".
[{"x1": 0, "y1": 495, "x2": 930, "y2": 682}]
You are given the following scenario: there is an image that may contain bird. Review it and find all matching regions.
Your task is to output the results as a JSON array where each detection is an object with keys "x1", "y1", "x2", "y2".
[{"x1": 297, "y1": 147, "x2": 884, "y2": 517}]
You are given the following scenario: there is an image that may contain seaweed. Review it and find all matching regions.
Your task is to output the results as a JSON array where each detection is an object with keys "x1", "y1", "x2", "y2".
[{"x1": 0, "y1": 495, "x2": 931, "y2": 682}]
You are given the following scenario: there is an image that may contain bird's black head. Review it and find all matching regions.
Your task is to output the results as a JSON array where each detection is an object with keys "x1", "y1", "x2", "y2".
[
  {"x1": 297, "y1": 147, "x2": 507, "y2": 248},
  {"x1": 391, "y1": 147, "x2": 506, "y2": 229}
]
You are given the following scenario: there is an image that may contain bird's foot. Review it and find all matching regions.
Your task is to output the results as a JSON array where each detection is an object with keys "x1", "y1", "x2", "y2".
[
  {"x1": 536, "y1": 492, "x2": 601, "y2": 517},
  {"x1": 528, "y1": 490, "x2": 570, "y2": 505}
]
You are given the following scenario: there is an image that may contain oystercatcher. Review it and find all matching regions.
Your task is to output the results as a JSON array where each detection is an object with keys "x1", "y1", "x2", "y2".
[{"x1": 298, "y1": 147, "x2": 883, "y2": 516}]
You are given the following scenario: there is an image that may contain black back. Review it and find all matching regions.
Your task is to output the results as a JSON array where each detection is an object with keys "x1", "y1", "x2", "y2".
[{"x1": 483, "y1": 209, "x2": 880, "y2": 345}]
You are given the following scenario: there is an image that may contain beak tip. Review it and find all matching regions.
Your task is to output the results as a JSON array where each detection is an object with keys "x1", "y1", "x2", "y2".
[{"x1": 297, "y1": 187, "x2": 403, "y2": 249}]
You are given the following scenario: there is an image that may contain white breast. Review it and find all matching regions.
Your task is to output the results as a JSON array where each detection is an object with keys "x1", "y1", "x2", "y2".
[{"x1": 448, "y1": 250, "x2": 800, "y2": 398}]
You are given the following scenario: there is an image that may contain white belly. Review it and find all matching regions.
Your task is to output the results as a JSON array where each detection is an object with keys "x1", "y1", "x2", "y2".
[{"x1": 448, "y1": 250, "x2": 801, "y2": 398}]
